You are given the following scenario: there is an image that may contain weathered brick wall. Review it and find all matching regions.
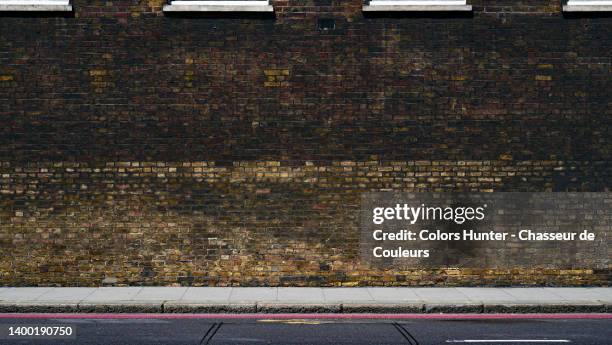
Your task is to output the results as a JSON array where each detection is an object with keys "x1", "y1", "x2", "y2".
[{"x1": 0, "y1": 1, "x2": 610, "y2": 286}]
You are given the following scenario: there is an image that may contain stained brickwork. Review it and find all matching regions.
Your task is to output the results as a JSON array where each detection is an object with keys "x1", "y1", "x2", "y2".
[{"x1": 0, "y1": 1, "x2": 610, "y2": 286}]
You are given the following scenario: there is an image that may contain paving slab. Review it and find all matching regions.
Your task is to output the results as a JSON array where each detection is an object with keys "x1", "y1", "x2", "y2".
[
  {"x1": 501, "y1": 288, "x2": 568, "y2": 304},
  {"x1": 456, "y1": 287, "x2": 516, "y2": 303},
  {"x1": 277, "y1": 287, "x2": 324, "y2": 302},
  {"x1": 581, "y1": 288, "x2": 612, "y2": 303},
  {"x1": 367, "y1": 287, "x2": 423, "y2": 303},
  {"x1": 367, "y1": 287, "x2": 422, "y2": 302},
  {"x1": 230, "y1": 287, "x2": 277, "y2": 302},
  {"x1": 0, "y1": 287, "x2": 55, "y2": 302},
  {"x1": 1, "y1": 287, "x2": 611, "y2": 314},
  {"x1": 180, "y1": 287, "x2": 232, "y2": 302},
  {"x1": 132, "y1": 287, "x2": 188, "y2": 302},
  {"x1": 0, "y1": 288, "x2": 12, "y2": 297},
  {"x1": 413, "y1": 288, "x2": 474, "y2": 304},
  {"x1": 35, "y1": 287, "x2": 97, "y2": 302},
  {"x1": 543, "y1": 288, "x2": 612, "y2": 303},
  {"x1": 81, "y1": 287, "x2": 143, "y2": 303},
  {"x1": 322, "y1": 288, "x2": 373, "y2": 302}
]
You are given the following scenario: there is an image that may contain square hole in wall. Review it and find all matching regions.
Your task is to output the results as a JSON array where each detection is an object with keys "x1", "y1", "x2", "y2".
[{"x1": 317, "y1": 18, "x2": 336, "y2": 30}]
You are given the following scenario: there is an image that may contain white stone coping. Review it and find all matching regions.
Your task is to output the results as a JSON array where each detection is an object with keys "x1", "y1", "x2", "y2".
[
  {"x1": 163, "y1": 1, "x2": 273, "y2": 12},
  {"x1": 563, "y1": 1, "x2": 612, "y2": 11},
  {"x1": 363, "y1": 0, "x2": 472, "y2": 12},
  {"x1": 0, "y1": 0, "x2": 72, "y2": 11}
]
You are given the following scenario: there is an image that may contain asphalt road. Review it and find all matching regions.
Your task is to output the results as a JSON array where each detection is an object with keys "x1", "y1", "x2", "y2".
[{"x1": 0, "y1": 317, "x2": 610, "y2": 345}]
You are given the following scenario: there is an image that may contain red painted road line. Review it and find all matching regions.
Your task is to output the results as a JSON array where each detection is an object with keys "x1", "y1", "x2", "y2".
[{"x1": 0, "y1": 313, "x2": 610, "y2": 320}]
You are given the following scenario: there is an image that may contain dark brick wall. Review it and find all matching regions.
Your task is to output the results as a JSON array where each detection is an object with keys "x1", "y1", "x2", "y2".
[{"x1": 0, "y1": 1, "x2": 610, "y2": 286}]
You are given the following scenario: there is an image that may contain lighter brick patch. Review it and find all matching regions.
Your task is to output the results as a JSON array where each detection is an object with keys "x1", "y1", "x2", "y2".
[
  {"x1": 89, "y1": 70, "x2": 107, "y2": 76},
  {"x1": 535, "y1": 75, "x2": 552, "y2": 81},
  {"x1": 264, "y1": 69, "x2": 290, "y2": 87}
]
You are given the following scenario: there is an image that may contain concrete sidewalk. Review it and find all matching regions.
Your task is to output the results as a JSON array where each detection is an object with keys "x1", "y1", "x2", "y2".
[{"x1": 1, "y1": 287, "x2": 611, "y2": 314}]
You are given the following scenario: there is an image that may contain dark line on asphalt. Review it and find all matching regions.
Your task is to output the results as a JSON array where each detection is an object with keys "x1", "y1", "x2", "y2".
[
  {"x1": 201, "y1": 322, "x2": 223, "y2": 345},
  {"x1": 199, "y1": 323, "x2": 217, "y2": 345},
  {"x1": 393, "y1": 322, "x2": 419, "y2": 345}
]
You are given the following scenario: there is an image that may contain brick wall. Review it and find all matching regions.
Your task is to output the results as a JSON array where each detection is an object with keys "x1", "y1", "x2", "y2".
[{"x1": 0, "y1": 1, "x2": 610, "y2": 286}]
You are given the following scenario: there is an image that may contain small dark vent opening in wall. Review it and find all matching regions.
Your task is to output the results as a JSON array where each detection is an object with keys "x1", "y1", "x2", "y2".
[{"x1": 317, "y1": 18, "x2": 336, "y2": 31}]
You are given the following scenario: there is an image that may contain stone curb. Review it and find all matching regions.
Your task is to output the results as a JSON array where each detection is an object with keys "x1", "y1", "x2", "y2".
[
  {"x1": 342, "y1": 303, "x2": 424, "y2": 313},
  {"x1": 163, "y1": 303, "x2": 256, "y2": 313},
  {"x1": 424, "y1": 303, "x2": 484, "y2": 313},
  {"x1": 78, "y1": 303, "x2": 163, "y2": 313},
  {"x1": 257, "y1": 303, "x2": 341, "y2": 313},
  {"x1": 0, "y1": 302, "x2": 610, "y2": 314},
  {"x1": 0, "y1": 303, "x2": 80, "y2": 313},
  {"x1": 483, "y1": 304, "x2": 607, "y2": 314}
]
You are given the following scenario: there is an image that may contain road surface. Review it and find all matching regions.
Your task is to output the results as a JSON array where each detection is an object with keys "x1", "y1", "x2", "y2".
[{"x1": 0, "y1": 315, "x2": 610, "y2": 344}]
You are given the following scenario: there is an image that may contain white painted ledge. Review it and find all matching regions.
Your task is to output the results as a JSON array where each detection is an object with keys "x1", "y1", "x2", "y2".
[
  {"x1": 563, "y1": 0, "x2": 612, "y2": 11},
  {"x1": 363, "y1": 0, "x2": 472, "y2": 12},
  {"x1": 0, "y1": 0, "x2": 72, "y2": 11},
  {"x1": 163, "y1": 1, "x2": 273, "y2": 12},
  {"x1": 564, "y1": 5, "x2": 612, "y2": 11}
]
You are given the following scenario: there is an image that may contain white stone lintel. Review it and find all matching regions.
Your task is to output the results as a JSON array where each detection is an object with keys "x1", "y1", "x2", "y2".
[
  {"x1": 0, "y1": 1, "x2": 72, "y2": 11},
  {"x1": 564, "y1": 1, "x2": 612, "y2": 11},
  {"x1": 363, "y1": 4, "x2": 472, "y2": 11},
  {"x1": 163, "y1": 1, "x2": 273, "y2": 12},
  {"x1": 563, "y1": 5, "x2": 612, "y2": 12},
  {"x1": 363, "y1": 1, "x2": 471, "y2": 12}
]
